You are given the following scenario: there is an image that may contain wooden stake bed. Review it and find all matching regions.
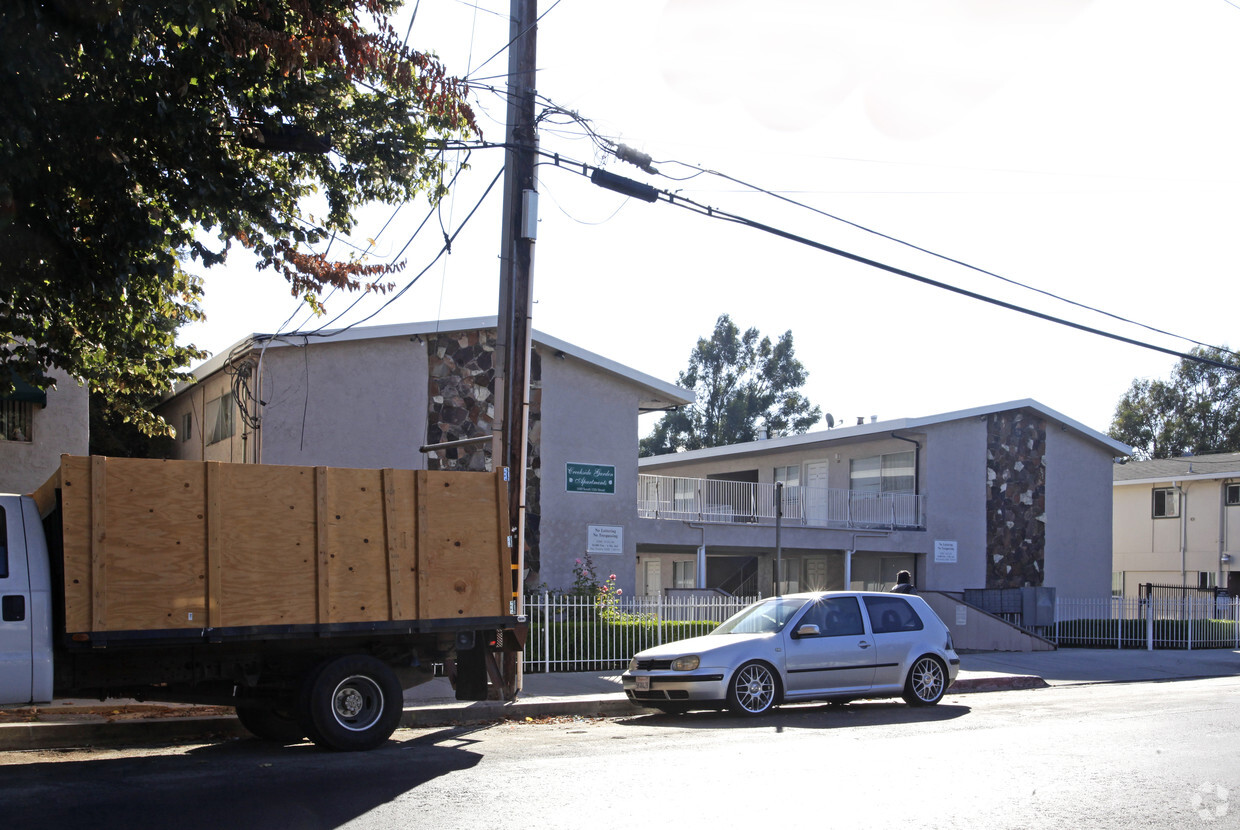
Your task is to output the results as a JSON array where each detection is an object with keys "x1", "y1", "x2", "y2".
[{"x1": 53, "y1": 456, "x2": 511, "y2": 635}]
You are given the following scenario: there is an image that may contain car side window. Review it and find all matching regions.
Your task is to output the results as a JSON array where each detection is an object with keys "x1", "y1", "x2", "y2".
[
  {"x1": 864, "y1": 596, "x2": 924, "y2": 634},
  {"x1": 816, "y1": 596, "x2": 865, "y2": 636}
]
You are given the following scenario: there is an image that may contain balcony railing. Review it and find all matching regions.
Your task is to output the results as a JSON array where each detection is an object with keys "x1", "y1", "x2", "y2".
[{"x1": 638, "y1": 474, "x2": 925, "y2": 529}]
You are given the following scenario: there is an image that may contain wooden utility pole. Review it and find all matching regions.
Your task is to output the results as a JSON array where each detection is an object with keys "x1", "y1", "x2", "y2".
[{"x1": 493, "y1": 0, "x2": 538, "y2": 696}]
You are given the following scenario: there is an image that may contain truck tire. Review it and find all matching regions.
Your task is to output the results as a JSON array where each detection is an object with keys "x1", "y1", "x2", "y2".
[
  {"x1": 298, "y1": 655, "x2": 403, "y2": 752},
  {"x1": 235, "y1": 702, "x2": 305, "y2": 743}
]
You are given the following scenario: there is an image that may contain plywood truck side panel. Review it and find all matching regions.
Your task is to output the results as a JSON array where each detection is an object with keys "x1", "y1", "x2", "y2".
[
  {"x1": 416, "y1": 470, "x2": 511, "y2": 620},
  {"x1": 56, "y1": 456, "x2": 508, "y2": 634}
]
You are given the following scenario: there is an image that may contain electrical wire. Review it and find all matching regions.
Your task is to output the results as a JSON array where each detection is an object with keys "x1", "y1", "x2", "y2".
[
  {"x1": 519, "y1": 88, "x2": 1237, "y2": 361},
  {"x1": 651, "y1": 159, "x2": 1239, "y2": 359},
  {"x1": 534, "y1": 149, "x2": 1239, "y2": 374},
  {"x1": 290, "y1": 164, "x2": 505, "y2": 339},
  {"x1": 465, "y1": 0, "x2": 564, "y2": 82}
]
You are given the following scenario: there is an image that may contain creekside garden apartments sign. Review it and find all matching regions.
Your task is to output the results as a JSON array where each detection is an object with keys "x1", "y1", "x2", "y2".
[{"x1": 566, "y1": 462, "x2": 615, "y2": 494}]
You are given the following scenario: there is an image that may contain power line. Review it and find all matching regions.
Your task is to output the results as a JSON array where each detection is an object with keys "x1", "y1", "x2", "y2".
[
  {"x1": 465, "y1": 0, "x2": 564, "y2": 83},
  {"x1": 294, "y1": 164, "x2": 506, "y2": 338},
  {"x1": 648, "y1": 159, "x2": 1239, "y2": 360},
  {"x1": 537, "y1": 151, "x2": 1239, "y2": 374}
]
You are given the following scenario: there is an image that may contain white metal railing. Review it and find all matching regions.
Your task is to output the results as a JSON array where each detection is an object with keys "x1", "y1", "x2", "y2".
[
  {"x1": 637, "y1": 474, "x2": 925, "y2": 529},
  {"x1": 1054, "y1": 596, "x2": 1240, "y2": 650},
  {"x1": 522, "y1": 593, "x2": 759, "y2": 673}
]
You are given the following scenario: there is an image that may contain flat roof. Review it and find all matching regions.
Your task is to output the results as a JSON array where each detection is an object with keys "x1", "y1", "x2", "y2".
[
  {"x1": 1113, "y1": 451, "x2": 1240, "y2": 485},
  {"x1": 172, "y1": 317, "x2": 692, "y2": 411},
  {"x1": 639, "y1": 398, "x2": 1132, "y2": 468}
]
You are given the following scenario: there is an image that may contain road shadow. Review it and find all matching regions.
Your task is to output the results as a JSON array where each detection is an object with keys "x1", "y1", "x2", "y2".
[
  {"x1": 0, "y1": 726, "x2": 489, "y2": 830},
  {"x1": 620, "y1": 700, "x2": 970, "y2": 731}
]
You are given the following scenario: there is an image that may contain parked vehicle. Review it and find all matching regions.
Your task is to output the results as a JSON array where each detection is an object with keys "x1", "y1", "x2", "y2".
[
  {"x1": 622, "y1": 591, "x2": 959, "y2": 715},
  {"x1": 0, "y1": 455, "x2": 525, "y2": 751}
]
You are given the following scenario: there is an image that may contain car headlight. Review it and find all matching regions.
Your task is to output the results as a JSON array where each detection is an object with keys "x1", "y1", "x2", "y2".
[
  {"x1": 628, "y1": 657, "x2": 638, "y2": 672},
  {"x1": 671, "y1": 655, "x2": 700, "y2": 672}
]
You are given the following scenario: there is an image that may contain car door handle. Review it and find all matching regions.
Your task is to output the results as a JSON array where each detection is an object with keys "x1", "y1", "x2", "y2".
[
  {"x1": 857, "y1": 640, "x2": 871, "y2": 649},
  {"x1": 2, "y1": 595, "x2": 25, "y2": 622}
]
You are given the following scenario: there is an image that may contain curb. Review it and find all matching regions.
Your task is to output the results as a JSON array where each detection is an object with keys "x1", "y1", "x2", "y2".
[
  {"x1": 947, "y1": 674, "x2": 1049, "y2": 694},
  {"x1": 0, "y1": 675, "x2": 1044, "y2": 751}
]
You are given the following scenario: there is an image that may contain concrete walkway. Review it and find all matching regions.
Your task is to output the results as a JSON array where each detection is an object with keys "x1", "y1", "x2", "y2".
[{"x1": 2, "y1": 648, "x2": 1236, "y2": 751}]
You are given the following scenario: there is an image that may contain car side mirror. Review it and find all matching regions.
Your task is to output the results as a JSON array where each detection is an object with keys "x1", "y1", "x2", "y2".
[{"x1": 794, "y1": 623, "x2": 820, "y2": 638}]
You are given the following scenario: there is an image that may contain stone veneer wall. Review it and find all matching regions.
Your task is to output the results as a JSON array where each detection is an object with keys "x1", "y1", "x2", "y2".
[
  {"x1": 986, "y1": 410, "x2": 1047, "y2": 588},
  {"x1": 425, "y1": 329, "x2": 542, "y2": 574}
]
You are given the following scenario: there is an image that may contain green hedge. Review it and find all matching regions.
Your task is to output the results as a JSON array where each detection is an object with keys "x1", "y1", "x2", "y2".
[
  {"x1": 1056, "y1": 617, "x2": 1240, "y2": 649},
  {"x1": 523, "y1": 619, "x2": 719, "y2": 672}
]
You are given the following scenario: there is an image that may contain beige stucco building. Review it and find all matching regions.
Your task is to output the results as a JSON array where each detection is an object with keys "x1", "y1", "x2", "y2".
[{"x1": 1112, "y1": 452, "x2": 1240, "y2": 596}]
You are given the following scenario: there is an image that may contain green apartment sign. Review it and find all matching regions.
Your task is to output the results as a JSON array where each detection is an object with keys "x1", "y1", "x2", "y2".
[{"x1": 566, "y1": 462, "x2": 615, "y2": 494}]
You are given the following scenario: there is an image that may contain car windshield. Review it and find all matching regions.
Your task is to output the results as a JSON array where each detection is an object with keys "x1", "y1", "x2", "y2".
[{"x1": 712, "y1": 597, "x2": 809, "y2": 635}]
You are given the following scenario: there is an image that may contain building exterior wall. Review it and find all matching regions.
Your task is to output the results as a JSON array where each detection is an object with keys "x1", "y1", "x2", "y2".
[
  {"x1": 1113, "y1": 477, "x2": 1238, "y2": 593},
  {"x1": 1044, "y1": 424, "x2": 1114, "y2": 598},
  {"x1": 920, "y1": 417, "x2": 987, "y2": 592},
  {"x1": 160, "y1": 337, "x2": 430, "y2": 470},
  {"x1": 0, "y1": 367, "x2": 88, "y2": 494},
  {"x1": 537, "y1": 345, "x2": 643, "y2": 596}
]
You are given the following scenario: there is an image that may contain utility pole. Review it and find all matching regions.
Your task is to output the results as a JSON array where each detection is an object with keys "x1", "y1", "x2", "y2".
[{"x1": 493, "y1": 0, "x2": 538, "y2": 697}]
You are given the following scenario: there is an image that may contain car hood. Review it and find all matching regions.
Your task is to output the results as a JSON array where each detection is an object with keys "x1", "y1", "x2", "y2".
[{"x1": 634, "y1": 632, "x2": 772, "y2": 661}]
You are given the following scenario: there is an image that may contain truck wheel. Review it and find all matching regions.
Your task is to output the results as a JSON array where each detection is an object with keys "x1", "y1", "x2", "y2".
[
  {"x1": 235, "y1": 703, "x2": 305, "y2": 743},
  {"x1": 299, "y1": 655, "x2": 403, "y2": 752}
]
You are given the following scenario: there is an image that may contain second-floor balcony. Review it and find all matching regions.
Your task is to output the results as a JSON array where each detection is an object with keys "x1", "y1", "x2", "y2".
[{"x1": 638, "y1": 473, "x2": 925, "y2": 530}]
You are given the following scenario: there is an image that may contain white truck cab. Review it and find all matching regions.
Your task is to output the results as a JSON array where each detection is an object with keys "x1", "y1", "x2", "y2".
[{"x1": 0, "y1": 495, "x2": 55, "y2": 705}]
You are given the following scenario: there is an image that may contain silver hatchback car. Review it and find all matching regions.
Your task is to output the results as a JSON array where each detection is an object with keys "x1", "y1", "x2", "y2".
[{"x1": 622, "y1": 591, "x2": 960, "y2": 715}]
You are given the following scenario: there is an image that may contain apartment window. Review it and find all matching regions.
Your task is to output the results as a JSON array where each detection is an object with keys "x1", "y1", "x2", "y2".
[
  {"x1": 850, "y1": 451, "x2": 915, "y2": 495},
  {"x1": 672, "y1": 560, "x2": 695, "y2": 589},
  {"x1": 0, "y1": 400, "x2": 33, "y2": 443},
  {"x1": 1152, "y1": 487, "x2": 1179, "y2": 519},
  {"x1": 180, "y1": 412, "x2": 193, "y2": 443},
  {"x1": 1227, "y1": 484, "x2": 1239, "y2": 506},
  {"x1": 774, "y1": 465, "x2": 800, "y2": 487},
  {"x1": 204, "y1": 393, "x2": 235, "y2": 446}
]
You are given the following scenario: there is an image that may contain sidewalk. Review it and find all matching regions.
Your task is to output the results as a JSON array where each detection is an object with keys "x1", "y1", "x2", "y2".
[{"x1": 2, "y1": 648, "x2": 1237, "y2": 751}]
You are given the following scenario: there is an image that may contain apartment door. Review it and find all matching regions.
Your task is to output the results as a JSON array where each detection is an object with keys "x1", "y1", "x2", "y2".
[
  {"x1": 643, "y1": 559, "x2": 662, "y2": 596},
  {"x1": 805, "y1": 461, "x2": 830, "y2": 526}
]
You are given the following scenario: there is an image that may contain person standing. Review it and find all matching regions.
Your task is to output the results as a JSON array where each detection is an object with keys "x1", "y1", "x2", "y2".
[{"x1": 890, "y1": 570, "x2": 915, "y2": 593}]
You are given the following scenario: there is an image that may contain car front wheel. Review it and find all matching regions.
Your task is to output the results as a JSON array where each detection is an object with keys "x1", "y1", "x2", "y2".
[
  {"x1": 727, "y1": 661, "x2": 779, "y2": 716},
  {"x1": 902, "y1": 655, "x2": 947, "y2": 706}
]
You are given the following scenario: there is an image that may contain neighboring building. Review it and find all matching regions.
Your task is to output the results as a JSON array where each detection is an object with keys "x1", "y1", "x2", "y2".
[
  {"x1": 155, "y1": 317, "x2": 691, "y2": 593},
  {"x1": 1112, "y1": 452, "x2": 1240, "y2": 596},
  {"x1": 636, "y1": 401, "x2": 1128, "y2": 600},
  {"x1": 0, "y1": 367, "x2": 88, "y2": 494}
]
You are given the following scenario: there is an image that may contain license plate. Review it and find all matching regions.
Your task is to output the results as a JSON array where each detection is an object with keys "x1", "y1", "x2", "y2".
[{"x1": 635, "y1": 676, "x2": 651, "y2": 692}]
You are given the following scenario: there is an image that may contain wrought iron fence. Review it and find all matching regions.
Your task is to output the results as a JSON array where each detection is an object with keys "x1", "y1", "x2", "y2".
[
  {"x1": 521, "y1": 593, "x2": 759, "y2": 673},
  {"x1": 1054, "y1": 594, "x2": 1240, "y2": 649}
]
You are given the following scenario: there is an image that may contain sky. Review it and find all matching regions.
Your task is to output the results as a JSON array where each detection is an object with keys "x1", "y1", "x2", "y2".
[{"x1": 180, "y1": 0, "x2": 1240, "y2": 439}]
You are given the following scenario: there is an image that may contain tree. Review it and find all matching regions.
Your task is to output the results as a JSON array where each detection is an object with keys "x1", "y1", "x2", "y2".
[
  {"x1": 640, "y1": 314, "x2": 822, "y2": 456},
  {"x1": 1, "y1": 0, "x2": 476, "y2": 433},
  {"x1": 1109, "y1": 346, "x2": 1240, "y2": 459}
]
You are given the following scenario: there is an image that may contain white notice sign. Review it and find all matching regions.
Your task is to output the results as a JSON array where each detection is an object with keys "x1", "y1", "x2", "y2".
[
  {"x1": 587, "y1": 524, "x2": 623, "y2": 555},
  {"x1": 934, "y1": 540, "x2": 958, "y2": 564},
  {"x1": 956, "y1": 606, "x2": 967, "y2": 627}
]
